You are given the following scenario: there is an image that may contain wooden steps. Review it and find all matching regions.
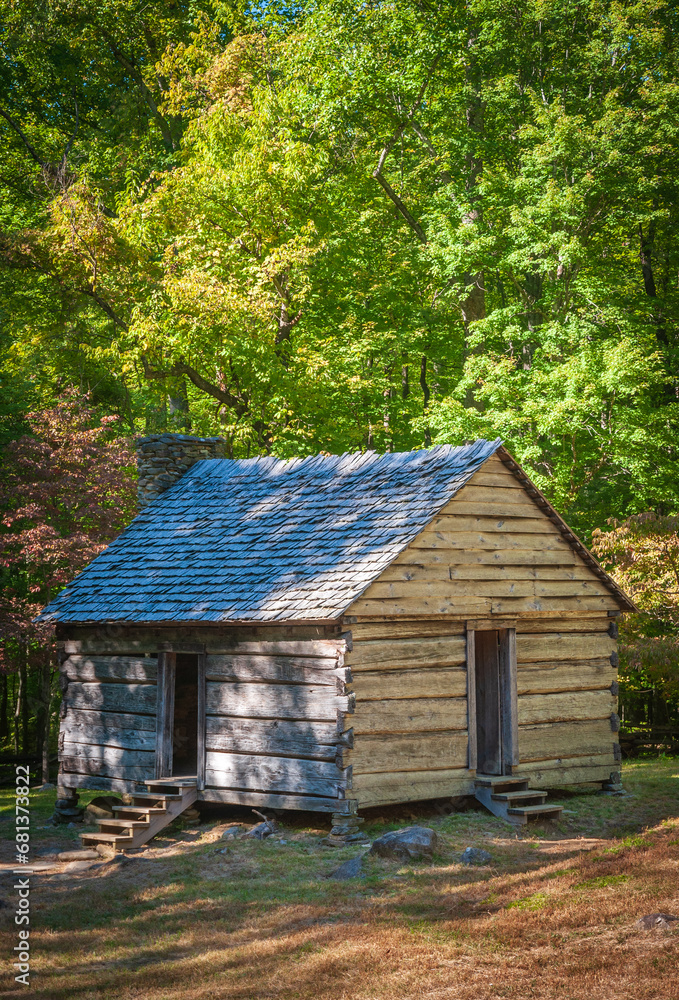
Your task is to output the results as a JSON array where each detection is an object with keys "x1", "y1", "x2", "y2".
[
  {"x1": 81, "y1": 777, "x2": 198, "y2": 851},
  {"x1": 474, "y1": 775, "x2": 564, "y2": 826}
]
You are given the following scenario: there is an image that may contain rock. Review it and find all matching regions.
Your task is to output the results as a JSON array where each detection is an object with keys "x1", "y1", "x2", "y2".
[
  {"x1": 181, "y1": 807, "x2": 201, "y2": 822},
  {"x1": 83, "y1": 796, "x2": 122, "y2": 824},
  {"x1": 220, "y1": 825, "x2": 245, "y2": 840},
  {"x1": 328, "y1": 854, "x2": 364, "y2": 880},
  {"x1": 370, "y1": 826, "x2": 437, "y2": 861},
  {"x1": 66, "y1": 822, "x2": 82, "y2": 829},
  {"x1": 460, "y1": 847, "x2": 493, "y2": 866},
  {"x1": 62, "y1": 860, "x2": 97, "y2": 873},
  {"x1": 635, "y1": 913, "x2": 679, "y2": 931},
  {"x1": 95, "y1": 844, "x2": 116, "y2": 859},
  {"x1": 57, "y1": 850, "x2": 100, "y2": 862},
  {"x1": 36, "y1": 782, "x2": 55, "y2": 791},
  {"x1": 243, "y1": 819, "x2": 278, "y2": 840}
]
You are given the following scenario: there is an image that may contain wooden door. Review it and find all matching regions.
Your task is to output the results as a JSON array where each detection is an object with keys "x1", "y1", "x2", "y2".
[
  {"x1": 475, "y1": 631, "x2": 502, "y2": 774},
  {"x1": 470, "y1": 628, "x2": 519, "y2": 776}
]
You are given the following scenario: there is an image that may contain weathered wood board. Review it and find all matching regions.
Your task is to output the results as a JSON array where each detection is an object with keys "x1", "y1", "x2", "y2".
[
  {"x1": 205, "y1": 716, "x2": 342, "y2": 760},
  {"x1": 345, "y1": 730, "x2": 469, "y2": 774},
  {"x1": 350, "y1": 668, "x2": 467, "y2": 701},
  {"x1": 61, "y1": 710, "x2": 157, "y2": 751},
  {"x1": 60, "y1": 741, "x2": 155, "y2": 770},
  {"x1": 352, "y1": 696, "x2": 467, "y2": 735},
  {"x1": 205, "y1": 653, "x2": 344, "y2": 686},
  {"x1": 517, "y1": 689, "x2": 616, "y2": 725},
  {"x1": 61, "y1": 656, "x2": 158, "y2": 683},
  {"x1": 201, "y1": 788, "x2": 346, "y2": 812},
  {"x1": 64, "y1": 681, "x2": 157, "y2": 715},
  {"x1": 353, "y1": 767, "x2": 469, "y2": 808},
  {"x1": 518, "y1": 719, "x2": 617, "y2": 762},
  {"x1": 517, "y1": 661, "x2": 616, "y2": 695},
  {"x1": 206, "y1": 681, "x2": 352, "y2": 720},
  {"x1": 345, "y1": 636, "x2": 466, "y2": 669},
  {"x1": 205, "y1": 751, "x2": 346, "y2": 797},
  {"x1": 517, "y1": 633, "x2": 616, "y2": 663}
]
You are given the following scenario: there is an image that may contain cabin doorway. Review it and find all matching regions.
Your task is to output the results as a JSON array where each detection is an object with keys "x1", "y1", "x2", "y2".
[
  {"x1": 472, "y1": 628, "x2": 518, "y2": 776},
  {"x1": 173, "y1": 654, "x2": 199, "y2": 775},
  {"x1": 155, "y1": 649, "x2": 206, "y2": 787}
]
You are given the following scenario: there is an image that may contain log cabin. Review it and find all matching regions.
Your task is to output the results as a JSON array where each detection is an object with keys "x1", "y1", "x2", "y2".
[{"x1": 39, "y1": 435, "x2": 634, "y2": 843}]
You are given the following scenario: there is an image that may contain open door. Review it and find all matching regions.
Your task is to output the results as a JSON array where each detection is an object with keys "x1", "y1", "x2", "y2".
[
  {"x1": 155, "y1": 649, "x2": 206, "y2": 788},
  {"x1": 467, "y1": 628, "x2": 518, "y2": 775}
]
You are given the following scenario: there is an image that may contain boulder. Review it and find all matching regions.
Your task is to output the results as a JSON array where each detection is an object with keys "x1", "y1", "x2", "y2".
[
  {"x1": 460, "y1": 847, "x2": 492, "y2": 866},
  {"x1": 57, "y1": 850, "x2": 100, "y2": 862},
  {"x1": 328, "y1": 854, "x2": 364, "y2": 880},
  {"x1": 370, "y1": 826, "x2": 437, "y2": 861},
  {"x1": 62, "y1": 860, "x2": 97, "y2": 873},
  {"x1": 83, "y1": 796, "x2": 122, "y2": 824},
  {"x1": 635, "y1": 913, "x2": 679, "y2": 931}
]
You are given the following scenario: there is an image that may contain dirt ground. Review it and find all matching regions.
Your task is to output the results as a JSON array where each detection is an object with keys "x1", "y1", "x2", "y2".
[{"x1": 1, "y1": 759, "x2": 679, "y2": 1000}]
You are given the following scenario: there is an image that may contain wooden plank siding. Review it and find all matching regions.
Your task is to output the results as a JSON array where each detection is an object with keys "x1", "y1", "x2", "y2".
[
  {"x1": 348, "y1": 455, "x2": 620, "y2": 619},
  {"x1": 59, "y1": 653, "x2": 159, "y2": 786},
  {"x1": 344, "y1": 611, "x2": 619, "y2": 807},
  {"x1": 58, "y1": 629, "x2": 354, "y2": 807},
  {"x1": 203, "y1": 635, "x2": 351, "y2": 803},
  {"x1": 345, "y1": 630, "x2": 470, "y2": 807}
]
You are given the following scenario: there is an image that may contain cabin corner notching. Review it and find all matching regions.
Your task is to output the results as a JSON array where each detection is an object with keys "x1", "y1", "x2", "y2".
[{"x1": 45, "y1": 439, "x2": 632, "y2": 817}]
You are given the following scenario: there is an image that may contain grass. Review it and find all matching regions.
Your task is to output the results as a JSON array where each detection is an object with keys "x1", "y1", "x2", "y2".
[{"x1": 1, "y1": 760, "x2": 679, "y2": 999}]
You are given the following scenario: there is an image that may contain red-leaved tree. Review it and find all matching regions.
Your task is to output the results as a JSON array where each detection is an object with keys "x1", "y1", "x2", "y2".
[{"x1": 0, "y1": 391, "x2": 136, "y2": 779}]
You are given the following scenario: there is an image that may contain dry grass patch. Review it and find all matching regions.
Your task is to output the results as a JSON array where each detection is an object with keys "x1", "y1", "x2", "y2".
[{"x1": 1, "y1": 760, "x2": 679, "y2": 999}]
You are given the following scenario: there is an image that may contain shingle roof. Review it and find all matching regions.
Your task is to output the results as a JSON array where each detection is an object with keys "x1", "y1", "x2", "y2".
[{"x1": 38, "y1": 440, "x2": 502, "y2": 624}]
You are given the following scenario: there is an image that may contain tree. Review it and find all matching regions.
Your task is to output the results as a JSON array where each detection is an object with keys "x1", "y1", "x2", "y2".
[
  {"x1": 0, "y1": 391, "x2": 136, "y2": 778},
  {"x1": 593, "y1": 515, "x2": 679, "y2": 726}
]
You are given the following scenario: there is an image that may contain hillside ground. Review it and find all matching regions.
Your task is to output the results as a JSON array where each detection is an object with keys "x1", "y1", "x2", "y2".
[{"x1": 1, "y1": 759, "x2": 678, "y2": 1000}]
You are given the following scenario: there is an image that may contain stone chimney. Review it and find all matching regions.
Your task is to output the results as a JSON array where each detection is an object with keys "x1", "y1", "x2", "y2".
[{"x1": 136, "y1": 433, "x2": 226, "y2": 508}]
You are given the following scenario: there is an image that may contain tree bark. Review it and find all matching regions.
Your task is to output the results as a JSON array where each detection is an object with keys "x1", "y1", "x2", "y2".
[
  {"x1": 36, "y1": 656, "x2": 52, "y2": 784},
  {"x1": 169, "y1": 376, "x2": 191, "y2": 430},
  {"x1": 461, "y1": 28, "x2": 485, "y2": 333},
  {"x1": 0, "y1": 672, "x2": 7, "y2": 740},
  {"x1": 420, "y1": 355, "x2": 432, "y2": 446},
  {"x1": 638, "y1": 221, "x2": 667, "y2": 347},
  {"x1": 15, "y1": 648, "x2": 28, "y2": 754}
]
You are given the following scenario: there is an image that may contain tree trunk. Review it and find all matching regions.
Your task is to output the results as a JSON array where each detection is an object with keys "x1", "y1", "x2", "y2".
[
  {"x1": 461, "y1": 26, "x2": 485, "y2": 334},
  {"x1": 169, "y1": 377, "x2": 191, "y2": 430},
  {"x1": 36, "y1": 656, "x2": 52, "y2": 783},
  {"x1": 420, "y1": 356, "x2": 431, "y2": 447},
  {"x1": 15, "y1": 647, "x2": 27, "y2": 754},
  {"x1": 0, "y1": 672, "x2": 7, "y2": 740}
]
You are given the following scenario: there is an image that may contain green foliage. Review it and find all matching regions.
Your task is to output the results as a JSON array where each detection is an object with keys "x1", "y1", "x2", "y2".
[{"x1": 1, "y1": 0, "x2": 678, "y2": 510}]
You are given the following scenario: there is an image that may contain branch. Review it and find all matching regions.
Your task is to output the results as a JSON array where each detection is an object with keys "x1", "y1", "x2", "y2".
[
  {"x1": 142, "y1": 358, "x2": 250, "y2": 417},
  {"x1": 409, "y1": 118, "x2": 453, "y2": 185},
  {"x1": 0, "y1": 107, "x2": 48, "y2": 168},
  {"x1": 103, "y1": 33, "x2": 177, "y2": 152},
  {"x1": 371, "y1": 57, "x2": 441, "y2": 244},
  {"x1": 76, "y1": 287, "x2": 129, "y2": 331}
]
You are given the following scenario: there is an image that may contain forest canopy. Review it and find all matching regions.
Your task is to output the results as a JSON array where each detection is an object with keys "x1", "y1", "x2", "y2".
[
  {"x1": 1, "y1": 0, "x2": 679, "y2": 766},
  {"x1": 1, "y1": 0, "x2": 677, "y2": 534}
]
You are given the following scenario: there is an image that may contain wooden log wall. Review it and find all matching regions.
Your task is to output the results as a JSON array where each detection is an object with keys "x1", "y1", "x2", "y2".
[
  {"x1": 343, "y1": 624, "x2": 471, "y2": 808},
  {"x1": 57, "y1": 625, "x2": 354, "y2": 810},
  {"x1": 203, "y1": 633, "x2": 353, "y2": 810},
  {"x1": 513, "y1": 616, "x2": 619, "y2": 787},
  {"x1": 342, "y1": 615, "x2": 620, "y2": 807},
  {"x1": 349, "y1": 455, "x2": 620, "y2": 619},
  {"x1": 58, "y1": 649, "x2": 158, "y2": 792}
]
